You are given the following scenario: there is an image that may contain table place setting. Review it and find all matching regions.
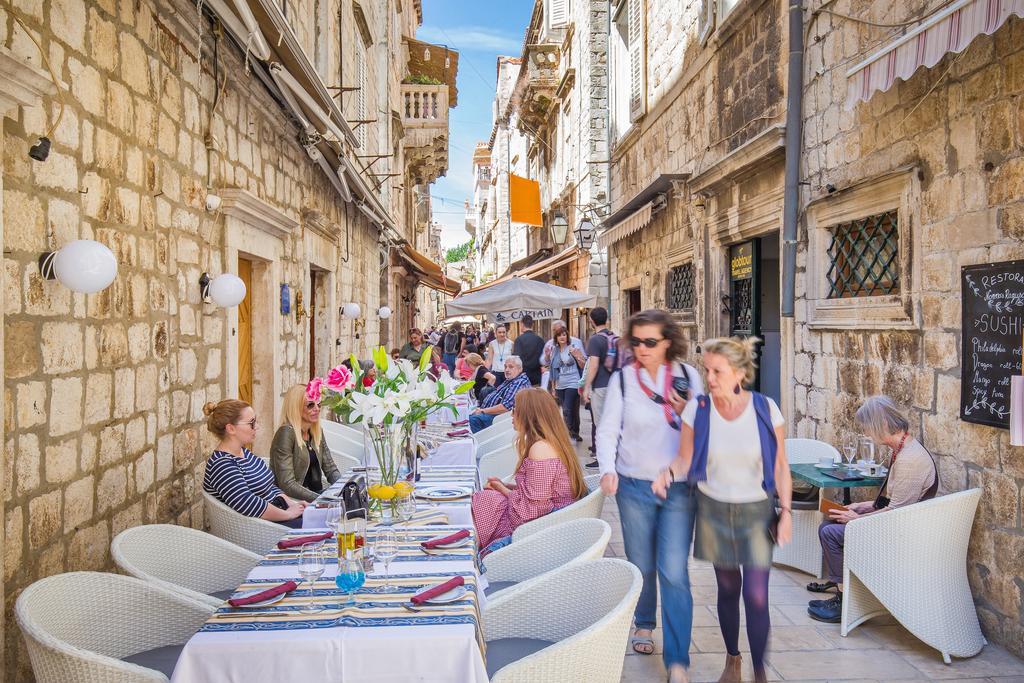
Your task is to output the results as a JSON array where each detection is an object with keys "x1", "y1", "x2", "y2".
[{"x1": 260, "y1": 528, "x2": 478, "y2": 566}]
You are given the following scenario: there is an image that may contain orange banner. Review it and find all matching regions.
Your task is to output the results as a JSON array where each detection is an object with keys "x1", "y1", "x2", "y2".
[{"x1": 509, "y1": 174, "x2": 543, "y2": 226}]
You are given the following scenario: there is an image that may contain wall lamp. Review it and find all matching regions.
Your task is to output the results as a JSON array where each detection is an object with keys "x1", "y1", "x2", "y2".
[
  {"x1": 199, "y1": 272, "x2": 246, "y2": 307},
  {"x1": 377, "y1": 306, "x2": 392, "y2": 319},
  {"x1": 39, "y1": 239, "x2": 117, "y2": 293}
]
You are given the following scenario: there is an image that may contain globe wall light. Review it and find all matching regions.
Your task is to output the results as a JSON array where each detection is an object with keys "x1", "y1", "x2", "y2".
[
  {"x1": 199, "y1": 272, "x2": 247, "y2": 307},
  {"x1": 39, "y1": 239, "x2": 118, "y2": 293},
  {"x1": 341, "y1": 302, "x2": 362, "y2": 319},
  {"x1": 378, "y1": 306, "x2": 392, "y2": 319}
]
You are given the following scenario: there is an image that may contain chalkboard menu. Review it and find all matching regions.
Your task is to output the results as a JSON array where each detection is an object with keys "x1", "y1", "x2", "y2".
[{"x1": 961, "y1": 260, "x2": 1024, "y2": 429}]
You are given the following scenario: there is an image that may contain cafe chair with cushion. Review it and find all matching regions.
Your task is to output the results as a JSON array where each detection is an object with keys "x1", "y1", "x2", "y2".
[
  {"x1": 483, "y1": 518, "x2": 611, "y2": 599},
  {"x1": 511, "y1": 475, "x2": 606, "y2": 541},
  {"x1": 483, "y1": 558, "x2": 641, "y2": 683},
  {"x1": 202, "y1": 491, "x2": 285, "y2": 556},
  {"x1": 494, "y1": 411, "x2": 513, "y2": 425},
  {"x1": 842, "y1": 488, "x2": 985, "y2": 663},
  {"x1": 772, "y1": 438, "x2": 837, "y2": 577},
  {"x1": 15, "y1": 571, "x2": 214, "y2": 682},
  {"x1": 473, "y1": 420, "x2": 515, "y2": 451},
  {"x1": 478, "y1": 443, "x2": 518, "y2": 484},
  {"x1": 112, "y1": 524, "x2": 261, "y2": 608},
  {"x1": 330, "y1": 450, "x2": 362, "y2": 474}
]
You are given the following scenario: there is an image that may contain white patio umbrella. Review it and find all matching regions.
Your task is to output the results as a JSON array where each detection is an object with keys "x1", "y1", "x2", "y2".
[{"x1": 444, "y1": 277, "x2": 596, "y2": 319}]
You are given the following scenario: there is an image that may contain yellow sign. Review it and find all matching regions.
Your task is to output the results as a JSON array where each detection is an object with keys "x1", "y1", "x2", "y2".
[{"x1": 731, "y1": 243, "x2": 753, "y2": 280}]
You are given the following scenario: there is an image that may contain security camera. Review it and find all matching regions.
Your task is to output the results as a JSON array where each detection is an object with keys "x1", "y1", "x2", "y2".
[{"x1": 205, "y1": 193, "x2": 222, "y2": 212}]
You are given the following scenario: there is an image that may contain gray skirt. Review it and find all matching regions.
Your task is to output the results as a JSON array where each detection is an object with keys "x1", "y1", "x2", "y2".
[{"x1": 693, "y1": 490, "x2": 775, "y2": 568}]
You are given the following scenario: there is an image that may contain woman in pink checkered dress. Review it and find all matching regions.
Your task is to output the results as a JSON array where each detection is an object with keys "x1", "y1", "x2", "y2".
[{"x1": 472, "y1": 388, "x2": 588, "y2": 549}]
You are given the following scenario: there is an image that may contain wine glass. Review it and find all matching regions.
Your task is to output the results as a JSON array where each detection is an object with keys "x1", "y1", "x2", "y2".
[
  {"x1": 841, "y1": 436, "x2": 857, "y2": 468},
  {"x1": 324, "y1": 502, "x2": 345, "y2": 564},
  {"x1": 298, "y1": 543, "x2": 325, "y2": 614},
  {"x1": 335, "y1": 552, "x2": 365, "y2": 607},
  {"x1": 375, "y1": 528, "x2": 399, "y2": 591},
  {"x1": 397, "y1": 493, "x2": 417, "y2": 540}
]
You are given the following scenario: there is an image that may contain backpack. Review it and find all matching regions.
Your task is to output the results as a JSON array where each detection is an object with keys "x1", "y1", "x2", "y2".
[
  {"x1": 600, "y1": 329, "x2": 633, "y2": 372},
  {"x1": 443, "y1": 331, "x2": 460, "y2": 354}
]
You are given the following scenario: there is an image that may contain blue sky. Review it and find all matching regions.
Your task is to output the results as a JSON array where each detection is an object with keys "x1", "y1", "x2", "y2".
[{"x1": 419, "y1": 0, "x2": 534, "y2": 250}]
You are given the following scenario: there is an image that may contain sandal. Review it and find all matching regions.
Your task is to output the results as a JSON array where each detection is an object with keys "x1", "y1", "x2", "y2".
[
  {"x1": 806, "y1": 580, "x2": 838, "y2": 594},
  {"x1": 630, "y1": 630, "x2": 655, "y2": 655}
]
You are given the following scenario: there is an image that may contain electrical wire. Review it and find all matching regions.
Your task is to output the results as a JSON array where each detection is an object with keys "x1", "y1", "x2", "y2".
[{"x1": 10, "y1": 13, "x2": 66, "y2": 140}]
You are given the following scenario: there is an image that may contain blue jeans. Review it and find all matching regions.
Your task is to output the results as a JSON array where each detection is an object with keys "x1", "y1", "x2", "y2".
[
  {"x1": 616, "y1": 474, "x2": 696, "y2": 668},
  {"x1": 469, "y1": 412, "x2": 495, "y2": 433},
  {"x1": 443, "y1": 353, "x2": 458, "y2": 374}
]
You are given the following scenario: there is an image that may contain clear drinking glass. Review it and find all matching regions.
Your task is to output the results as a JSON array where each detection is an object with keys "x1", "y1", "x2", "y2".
[
  {"x1": 859, "y1": 437, "x2": 876, "y2": 467},
  {"x1": 374, "y1": 528, "x2": 399, "y2": 591},
  {"x1": 297, "y1": 543, "x2": 325, "y2": 614},
  {"x1": 324, "y1": 502, "x2": 345, "y2": 565},
  {"x1": 842, "y1": 436, "x2": 857, "y2": 467}
]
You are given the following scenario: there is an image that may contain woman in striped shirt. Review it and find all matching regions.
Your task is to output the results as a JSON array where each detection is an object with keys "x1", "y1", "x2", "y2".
[{"x1": 202, "y1": 399, "x2": 307, "y2": 527}]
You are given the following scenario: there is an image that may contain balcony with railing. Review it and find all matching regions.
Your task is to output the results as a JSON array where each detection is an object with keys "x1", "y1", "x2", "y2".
[{"x1": 402, "y1": 83, "x2": 449, "y2": 184}]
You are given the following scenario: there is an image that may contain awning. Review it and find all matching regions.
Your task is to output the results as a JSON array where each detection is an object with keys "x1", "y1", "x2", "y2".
[
  {"x1": 445, "y1": 277, "x2": 596, "y2": 318},
  {"x1": 400, "y1": 244, "x2": 461, "y2": 296},
  {"x1": 464, "y1": 245, "x2": 585, "y2": 294},
  {"x1": 846, "y1": 0, "x2": 1024, "y2": 108},
  {"x1": 596, "y1": 173, "x2": 687, "y2": 249}
]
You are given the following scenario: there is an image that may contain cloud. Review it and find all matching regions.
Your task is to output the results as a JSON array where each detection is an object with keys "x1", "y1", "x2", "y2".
[{"x1": 417, "y1": 25, "x2": 522, "y2": 55}]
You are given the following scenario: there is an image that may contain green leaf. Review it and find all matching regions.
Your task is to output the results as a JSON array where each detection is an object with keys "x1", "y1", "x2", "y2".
[
  {"x1": 455, "y1": 380, "x2": 475, "y2": 395},
  {"x1": 418, "y1": 346, "x2": 432, "y2": 374}
]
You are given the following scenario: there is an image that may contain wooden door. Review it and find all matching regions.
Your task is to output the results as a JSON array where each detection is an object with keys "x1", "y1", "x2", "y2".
[
  {"x1": 308, "y1": 269, "x2": 317, "y2": 377},
  {"x1": 626, "y1": 288, "x2": 642, "y2": 317},
  {"x1": 237, "y1": 258, "x2": 253, "y2": 404}
]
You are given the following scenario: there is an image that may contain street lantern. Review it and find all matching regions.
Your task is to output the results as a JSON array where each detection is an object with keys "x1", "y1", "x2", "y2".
[
  {"x1": 550, "y1": 212, "x2": 569, "y2": 245},
  {"x1": 574, "y1": 217, "x2": 596, "y2": 250}
]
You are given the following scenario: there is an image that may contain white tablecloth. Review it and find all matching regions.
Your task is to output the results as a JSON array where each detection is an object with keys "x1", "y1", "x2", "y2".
[
  {"x1": 171, "y1": 525, "x2": 488, "y2": 683},
  {"x1": 423, "y1": 439, "x2": 476, "y2": 468},
  {"x1": 426, "y1": 396, "x2": 471, "y2": 425}
]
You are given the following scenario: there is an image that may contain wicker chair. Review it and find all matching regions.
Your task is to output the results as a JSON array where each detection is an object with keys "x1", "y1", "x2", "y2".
[
  {"x1": 484, "y1": 518, "x2": 611, "y2": 598},
  {"x1": 771, "y1": 438, "x2": 838, "y2": 577},
  {"x1": 111, "y1": 524, "x2": 261, "y2": 608},
  {"x1": 843, "y1": 488, "x2": 985, "y2": 663},
  {"x1": 322, "y1": 424, "x2": 366, "y2": 463},
  {"x1": 473, "y1": 420, "x2": 515, "y2": 450},
  {"x1": 483, "y1": 558, "x2": 641, "y2": 682},
  {"x1": 511, "y1": 475, "x2": 605, "y2": 541},
  {"x1": 202, "y1": 491, "x2": 286, "y2": 555},
  {"x1": 15, "y1": 571, "x2": 214, "y2": 682},
  {"x1": 494, "y1": 411, "x2": 513, "y2": 425},
  {"x1": 478, "y1": 443, "x2": 518, "y2": 483}
]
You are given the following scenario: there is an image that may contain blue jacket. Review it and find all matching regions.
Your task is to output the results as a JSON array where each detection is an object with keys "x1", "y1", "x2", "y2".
[{"x1": 687, "y1": 392, "x2": 778, "y2": 494}]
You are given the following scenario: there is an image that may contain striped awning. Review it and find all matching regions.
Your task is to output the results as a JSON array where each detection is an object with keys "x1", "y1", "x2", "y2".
[
  {"x1": 597, "y1": 202, "x2": 653, "y2": 249},
  {"x1": 846, "y1": 0, "x2": 1024, "y2": 109}
]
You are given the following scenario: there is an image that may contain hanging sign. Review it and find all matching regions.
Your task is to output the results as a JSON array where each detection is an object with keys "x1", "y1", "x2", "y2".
[{"x1": 488, "y1": 308, "x2": 562, "y2": 323}]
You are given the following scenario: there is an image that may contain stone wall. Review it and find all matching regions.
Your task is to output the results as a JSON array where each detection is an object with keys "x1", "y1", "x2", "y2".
[
  {"x1": 795, "y1": 5, "x2": 1024, "y2": 656},
  {"x1": 0, "y1": 0, "x2": 394, "y2": 678}
]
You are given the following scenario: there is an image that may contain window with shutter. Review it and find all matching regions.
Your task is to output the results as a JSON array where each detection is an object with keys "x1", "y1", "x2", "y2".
[
  {"x1": 355, "y1": 44, "x2": 367, "y2": 149},
  {"x1": 698, "y1": 0, "x2": 714, "y2": 45},
  {"x1": 548, "y1": 0, "x2": 570, "y2": 30},
  {"x1": 627, "y1": 0, "x2": 646, "y2": 122}
]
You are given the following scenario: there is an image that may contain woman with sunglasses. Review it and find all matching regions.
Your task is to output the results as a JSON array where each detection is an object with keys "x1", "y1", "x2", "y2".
[
  {"x1": 595, "y1": 309, "x2": 703, "y2": 683},
  {"x1": 269, "y1": 385, "x2": 343, "y2": 503},
  {"x1": 202, "y1": 399, "x2": 308, "y2": 527}
]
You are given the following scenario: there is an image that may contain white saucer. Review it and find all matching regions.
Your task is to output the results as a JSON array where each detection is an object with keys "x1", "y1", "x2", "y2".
[
  {"x1": 415, "y1": 584, "x2": 467, "y2": 604},
  {"x1": 230, "y1": 589, "x2": 287, "y2": 608}
]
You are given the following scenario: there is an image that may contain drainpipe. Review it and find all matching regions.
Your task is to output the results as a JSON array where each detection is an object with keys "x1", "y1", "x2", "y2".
[{"x1": 781, "y1": 0, "x2": 803, "y2": 318}]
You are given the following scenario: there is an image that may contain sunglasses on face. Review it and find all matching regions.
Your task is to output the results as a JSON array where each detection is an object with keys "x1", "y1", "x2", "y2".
[
  {"x1": 305, "y1": 401, "x2": 320, "y2": 410},
  {"x1": 629, "y1": 336, "x2": 665, "y2": 349},
  {"x1": 236, "y1": 417, "x2": 258, "y2": 429}
]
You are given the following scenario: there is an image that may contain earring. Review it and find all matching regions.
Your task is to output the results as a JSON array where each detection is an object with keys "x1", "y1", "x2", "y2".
[{"x1": 734, "y1": 384, "x2": 741, "y2": 395}]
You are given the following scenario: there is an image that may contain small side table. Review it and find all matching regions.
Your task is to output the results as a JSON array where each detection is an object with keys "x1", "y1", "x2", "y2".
[{"x1": 790, "y1": 463, "x2": 886, "y2": 505}]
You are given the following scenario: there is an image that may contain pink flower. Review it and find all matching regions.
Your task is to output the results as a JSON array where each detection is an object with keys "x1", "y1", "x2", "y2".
[
  {"x1": 305, "y1": 377, "x2": 325, "y2": 403},
  {"x1": 326, "y1": 365, "x2": 355, "y2": 392}
]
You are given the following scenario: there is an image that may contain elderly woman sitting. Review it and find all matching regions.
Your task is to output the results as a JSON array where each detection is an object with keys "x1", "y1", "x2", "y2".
[{"x1": 807, "y1": 395, "x2": 938, "y2": 623}]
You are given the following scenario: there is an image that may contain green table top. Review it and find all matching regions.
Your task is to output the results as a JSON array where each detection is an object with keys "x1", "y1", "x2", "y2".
[{"x1": 790, "y1": 462, "x2": 886, "y2": 489}]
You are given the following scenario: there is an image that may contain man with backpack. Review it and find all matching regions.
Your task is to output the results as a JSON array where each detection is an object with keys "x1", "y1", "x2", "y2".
[
  {"x1": 582, "y1": 307, "x2": 629, "y2": 468},
  {"x1": 441, "y1": 323, "x2": 464, "y2": 373}
]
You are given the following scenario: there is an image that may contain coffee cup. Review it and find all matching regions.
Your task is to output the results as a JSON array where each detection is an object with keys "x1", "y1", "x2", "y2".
[
  {"x1": 867, "y1": 463, "x2": 880, "y2": 476},
  {"x1": 818, "y1": 456, "x2": 834, "y2": 467}
]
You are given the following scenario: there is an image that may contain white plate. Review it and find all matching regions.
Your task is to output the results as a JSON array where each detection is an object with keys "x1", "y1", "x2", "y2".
[
  {"x1": 417, "y1": 486, "x2": 472, "y2": 501},
  {"x1": 425, "y1": 535, "x2": 472, "y2": 550},
  {"x1": 230, "y1": 589, "x2": 287, "y2": 608},
  {"x1": 814, "y1": 462, "x2": 840, "y2": 469},
  {"x1": 415, "y1": 584, "x2": 467, "y2": 605}
]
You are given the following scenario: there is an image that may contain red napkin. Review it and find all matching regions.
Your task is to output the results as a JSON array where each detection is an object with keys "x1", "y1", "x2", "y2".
[
  {"x1": 446, "y1": 429, "x2": 470, "y2": 437},
  {"x1": 421, "y1": 528, "x2": 470, "y2": 549},
  {"x1": 451, "y1": 419, "x2": 469, "y2": 427},
  {"x1": 410, "y1": 576, "x2": 465, "y2": 605},
  {"x1": 277, "y1": 532, "x2": 333, "y2": 550},
  {"x1": 228, "y1": 581, "x2": 297, "y2": 607}
]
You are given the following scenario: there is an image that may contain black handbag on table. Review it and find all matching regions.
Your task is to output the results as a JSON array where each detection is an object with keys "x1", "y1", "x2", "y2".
[{"x1": 340, "y1": 475, "x2": 369, "y2": 518}]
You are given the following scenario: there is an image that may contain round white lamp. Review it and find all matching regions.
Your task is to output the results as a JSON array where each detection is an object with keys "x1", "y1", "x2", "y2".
[
  {"x1": 377, "y1": 306, "x2": 392, "y2": 319},
  {"x1": 39, "y1": 239, "x2": 118, "y2": 293},
  {"x1": 199, "y1": 272, "x2": 247, "y2": 307},
  {"x1": 341, "y1": 302, "x2": 362, "y2": 319}
]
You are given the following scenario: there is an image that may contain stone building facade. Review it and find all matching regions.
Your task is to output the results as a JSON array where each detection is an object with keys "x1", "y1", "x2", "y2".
[
  {"x1": 601, "y1": 0, "x2": 1024, "y2": 659},
  {"x1": 0, "y1": 0, "x2": 456, "y2": 677}
]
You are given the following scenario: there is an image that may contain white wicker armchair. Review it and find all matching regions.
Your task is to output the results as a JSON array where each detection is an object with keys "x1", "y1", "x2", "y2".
[
  {"x1": 473, "y1": 420, "x2": 515, "y2": 450},
  {"x1": 772, "y1": 438, "x2": 838, "y2": 577},
  {"x1": 15, "y1": 571, "x2": 214, "y2": 683},
  {"x1": 483, "y1": 518, "x2": 611, "y2": 598},
  {"x1": 112, "y1": 524, "x2": 261, "y2": 608},
  {"x1": 478, "y1": 443, "x2": 518, "y2": 483},
  {"x1": 483, "y1": 558, "x2": 642, "y2": 682},
  {"x1": 202, "y1": 491, "x2": 286, "y2": 555},
  {"x1": 511, "y1": 475, "x2": 606, "y2": 541},
  {"x1": 842, "y1": 488, "x2": 985, "y2": 663}
]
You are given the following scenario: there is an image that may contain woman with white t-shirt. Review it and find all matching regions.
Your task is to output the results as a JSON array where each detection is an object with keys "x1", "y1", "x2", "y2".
[
  {"x1": 486, "y1": 324, "x2": 514, "y2": 387},
  {"x1": 653, "y1": 336, "x2": 793, "y2": 683},
  {"x1": 595, "y1": 309, "x2": 703, "y2": 683}
]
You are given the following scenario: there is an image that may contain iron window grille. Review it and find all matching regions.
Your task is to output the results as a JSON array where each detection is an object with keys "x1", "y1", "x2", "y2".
[
  {"x1": 666, "y1": 263, "x2": 696, "y2": 310},
  {"x1": 826, "y1": 210, "x2": 900, "y2": 299}
]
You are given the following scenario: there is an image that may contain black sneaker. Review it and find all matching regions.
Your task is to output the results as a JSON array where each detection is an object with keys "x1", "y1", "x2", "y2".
[
  {"x1": 807, "y1": 592, "x2": 842, "y2": 623},
  {"x1": 585, "y1": 459, "x2": 600, "y2": 469}
]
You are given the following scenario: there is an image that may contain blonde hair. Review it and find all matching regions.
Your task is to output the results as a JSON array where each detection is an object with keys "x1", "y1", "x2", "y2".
[
  {"x1": 512, "y1": 389, "x2": 588, "y2": 499},
  {"x1": 203, "y1": 399, "x2": 250, "y2": 439},
  {"x1": 702, "y1": 336, "x2": 761, "y2": 387},
  {"x1": 855, "y1": 395, "x2": 910, "y2": 443},
  {"x1": 465, "y1": 352, "x2": 485, "y2": 368},
  {"x1": 281, "y1": 384, "x2": 322, "y2": 448}
]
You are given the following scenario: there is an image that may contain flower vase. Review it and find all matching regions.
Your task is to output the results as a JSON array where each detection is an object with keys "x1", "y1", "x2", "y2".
[{"x1": 361, "y1": 420, "x2": 418, "y2": 521}]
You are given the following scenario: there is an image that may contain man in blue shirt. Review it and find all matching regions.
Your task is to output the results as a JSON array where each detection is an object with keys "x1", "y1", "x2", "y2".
[{"x1": 469, "y1": 356, "x2": 530, "y2": 432}]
